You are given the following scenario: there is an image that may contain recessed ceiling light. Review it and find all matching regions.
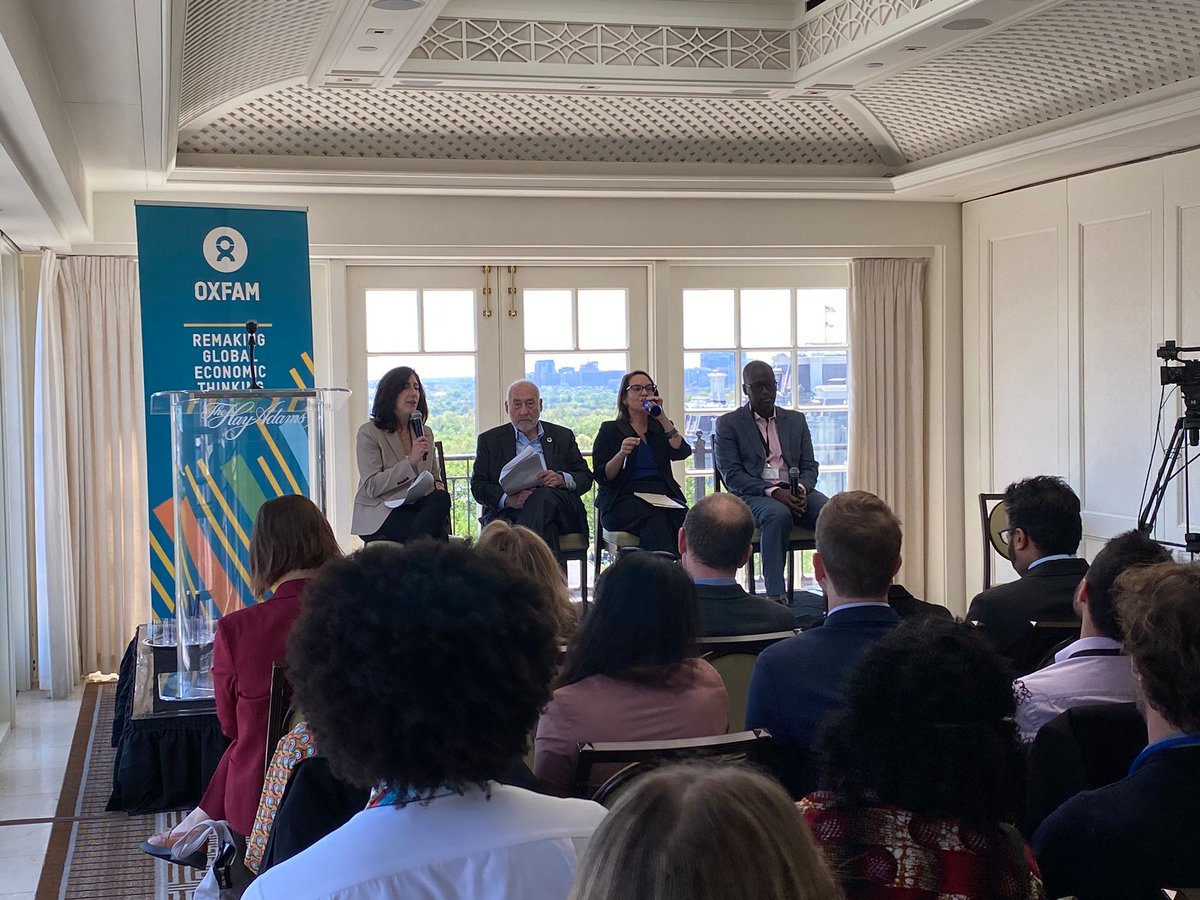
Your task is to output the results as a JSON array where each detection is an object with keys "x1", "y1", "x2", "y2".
[
  {"x1": 579, "y1": 84, "x2": 600, "y2": 90},
  {"x1": 943, "y1": 17, "x2": 992, "y2": 30},
  {"x1": 357, "y1": 46, "x2": 378, "y2": 52},
  {"x1": 397, "y1": 79, "x2": 443, "y2": 87},
  {"x1": 730, "y1": 88, "x2": 768, "y2": 96},
  {"x1": 900, "y1": 46, "x2": 927, "y2": 52},
  {"x1": 371, "y1": 0, "x2": 425, "y2": 10},
  {"x1": 864, "y1": 62, "x2": 884, "y2": 68}
]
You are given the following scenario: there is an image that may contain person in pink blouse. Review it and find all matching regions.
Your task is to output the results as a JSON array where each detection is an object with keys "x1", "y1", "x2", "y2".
[{"x1": 534, "y1": 552, "x2": 730, "y2": 797}]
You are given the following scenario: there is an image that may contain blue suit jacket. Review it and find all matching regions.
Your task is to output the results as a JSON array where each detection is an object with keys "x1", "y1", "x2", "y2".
[{"x1": 745, "y1": 603, "x2": 901, "y2": 796}]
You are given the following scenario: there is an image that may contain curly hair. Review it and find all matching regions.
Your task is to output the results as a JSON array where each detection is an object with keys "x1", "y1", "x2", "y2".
[
  {"x1": 1116, "y1": 560, "x2": 1200, "y2": 734},
  {"x1": 248, "y1": 495, "x2": 342, "y2": 598},
  {"x1": 371, "y1": 366, "x2": 429, "y2": 433},
  {"x1": 476, "y1": 519, "x2": 577, "y2": 644},
  {"x1": 570, "y1": 762, "x2": 840, "y2": 900},
  {"x1": 557, "y1": 551, "x2": 697, "y2": 688},
  {"x1": 818, "y1": 618, "x2": 1024, "y2": 825},
  {"x1": 1003, "y1": 475, "x2": 1081, "y2": 556},
  {"x1": 286, "y1": 539, "x2": 559, "y2": 791}
]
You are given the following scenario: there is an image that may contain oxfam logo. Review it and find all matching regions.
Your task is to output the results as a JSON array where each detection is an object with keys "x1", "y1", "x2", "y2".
[{"x1": 202, "y1": 227, "x2": 248, "y2": 273}]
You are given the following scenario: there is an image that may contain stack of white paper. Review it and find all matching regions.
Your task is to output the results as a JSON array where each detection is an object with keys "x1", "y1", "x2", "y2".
[{"x1": 499, "y1": 445, "x2": 546, "y2": 493}]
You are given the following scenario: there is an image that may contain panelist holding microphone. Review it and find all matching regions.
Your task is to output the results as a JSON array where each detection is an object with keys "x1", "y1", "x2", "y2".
[
  {"x1": 471, "y1": 380, "x2": 593, "y2": 557},
  {"x1": 351, "y1": 366, "x2": 449, "y2": 544},
  {"x1": 592, "y1": 370, "x2": 691, "y2": 554}
]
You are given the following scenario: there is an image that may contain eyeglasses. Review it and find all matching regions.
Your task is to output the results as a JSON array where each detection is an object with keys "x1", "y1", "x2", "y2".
[
  {"x1": 745, "y1": 380, "x2": 779, "y2": 392},
  {"x1": 625, "y1": 383, "x2": 658, "y2": 395}
]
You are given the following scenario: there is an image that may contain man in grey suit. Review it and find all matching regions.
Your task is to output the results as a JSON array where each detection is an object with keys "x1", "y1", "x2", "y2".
[
  {"x1": 679, "y1": 493, "x2": 797, "y2": 637},
  {"x1": 716, "y1": 360, "x2": 829, "y2": 604}
]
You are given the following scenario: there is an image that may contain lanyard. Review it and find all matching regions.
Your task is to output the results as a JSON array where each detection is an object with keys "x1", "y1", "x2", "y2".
[
  {"x1": 1128, "y1": 734, "x2": 1200, "y2": 776},
  {"x1": 1066, "y1": 648, "x2": 1123, "y2": 659}
]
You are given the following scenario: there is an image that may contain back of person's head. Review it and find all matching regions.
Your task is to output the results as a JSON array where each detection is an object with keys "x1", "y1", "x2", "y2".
[
  {"x1": 1083, "y1": 530, "x2": 1171, "y2": 641},
  {"x1": 683, "y1": 493, "x2": 754, "y2": 572},
  {"x1": 1116, "y1": 560, "x2": 1200, "y2": 735},
  {"x1": 477, "y1": 519, "x2": 577, "y2": 643},
  {"x1": 558, "y1": 552, "x2": 697, "y2": 687},
  {"x1": 249, "y1": 495, "x2": 342, "y2": 598},
  {"x1": 819, "y1": 618, "x2": 1023, "y2": 825},
  {"x1": 569, "y1": 763, "x2": 840, "y2": 900},
  {"x1": 814, "y1": 490, "x2": 901, "y2": 598},
  {"x1": 1003, "y1": 475, "x2": 1082, "y2": 555},
  {"x1": 286, "y1": 540, "x2": 559, "y2": 791}
]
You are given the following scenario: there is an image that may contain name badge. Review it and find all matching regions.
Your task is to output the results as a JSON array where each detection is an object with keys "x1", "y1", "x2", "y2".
[{"x1": 762, "y1": 466, "x2": 781, "y2": 482}]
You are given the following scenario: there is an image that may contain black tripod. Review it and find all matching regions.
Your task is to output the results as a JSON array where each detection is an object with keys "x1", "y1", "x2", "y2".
[{"x1": 1138, "y1": 414, "x2": 1200, "y2": 553}]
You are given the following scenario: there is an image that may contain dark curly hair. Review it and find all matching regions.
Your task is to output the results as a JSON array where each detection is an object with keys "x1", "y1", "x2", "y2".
[
  {"x1": 818, "y1": 618, "x2": 1025, "y2": 825},
  {"x1": 1003, "y1": 475, "x2": 1081, "y2": 556},
  {"x1": 557, "y1": 552, "x2": 697, "y2": 688},
  {"x1": 371, "y1": 365, "x2": 429, "y2": 433},
  {"x1": 1117, "y1": 560, "x2": 1200, "y2": 734},
  {"x1": 286, "y1": 539, "x2": 559, "y2": 791}
]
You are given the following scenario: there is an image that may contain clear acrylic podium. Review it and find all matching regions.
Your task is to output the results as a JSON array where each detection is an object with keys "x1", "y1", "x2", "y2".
[{"x1": 146, "y1": 388, "x2": 349, "y2": 710}]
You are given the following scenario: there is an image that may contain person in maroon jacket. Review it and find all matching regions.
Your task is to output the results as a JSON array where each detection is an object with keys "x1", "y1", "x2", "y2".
[{"x1": 142, "y1": 494, "x2": 342, "y2": 860}]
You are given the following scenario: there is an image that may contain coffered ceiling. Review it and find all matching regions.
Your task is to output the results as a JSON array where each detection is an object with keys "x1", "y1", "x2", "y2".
[{"x1": 1, "y1": 0, "x2": 1199, "y2": 246}]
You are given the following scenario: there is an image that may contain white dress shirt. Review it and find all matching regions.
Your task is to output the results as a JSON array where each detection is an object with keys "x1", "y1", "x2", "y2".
[
  {"x1": 243, "y1": 783, "x2": 606, "y2": 900},
  {"x1": 1014, "y1": 636, "x2": 1137, "y2": 743}
]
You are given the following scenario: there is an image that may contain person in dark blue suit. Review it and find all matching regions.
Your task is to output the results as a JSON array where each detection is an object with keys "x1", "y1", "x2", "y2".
[{"x1": 745, "y1": 490, "x2": 902, "y2": 798}]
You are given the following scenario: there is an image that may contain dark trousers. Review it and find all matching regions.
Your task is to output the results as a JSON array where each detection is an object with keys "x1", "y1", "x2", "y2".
[
  {"x1": 485, "y1": 487, "x2": 584, "y2": 556},
  {"x1": 601, "y1": 481, "x2": 686, "y2": 554},
  {"x1": 363, "y1": 490, "x2": 451, "y2": 544}
]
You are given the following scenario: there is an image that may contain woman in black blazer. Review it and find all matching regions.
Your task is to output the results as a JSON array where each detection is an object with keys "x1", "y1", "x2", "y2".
[{"x1": 592, "y1": 370, "x2": 691, "y2": 553}]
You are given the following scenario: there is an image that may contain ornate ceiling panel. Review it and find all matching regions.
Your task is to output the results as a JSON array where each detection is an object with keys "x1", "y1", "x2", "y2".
[
  {"x1": 858, "y1": 0, "x2": 1200, "y2": 161},
  {"x1": 794, "y1": 0, "x2": 936, "y2": 67}
]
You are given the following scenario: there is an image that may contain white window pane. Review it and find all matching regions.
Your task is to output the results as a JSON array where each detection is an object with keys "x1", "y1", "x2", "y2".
[
  {"x1": 422, "y1": 290, "x2": 476, "y2": 352},
  {"x1": 365, "y1": 291, "x2": 418, "y2": 353},
  {"x1": 524, "y1": 289, "x2": 574, "y2": 350},
  {"x1": 523, "y1": 352, "x2": 628, "y2": 450},
  {"x1": 740, "y1": 289, "x2": 792, "y2": 348},
  {"x1": 683, "y1": 351, "x2": 738, "y2": 411},
  {"x1": 577, "y1": 289, "x2": 627, "y2": 350},
  {"x1": 797, "y1": 289, "x2": 847, "y2": 345},
  {"x1": 683, "y1": 290, "x2": 734, "y2": 348}
]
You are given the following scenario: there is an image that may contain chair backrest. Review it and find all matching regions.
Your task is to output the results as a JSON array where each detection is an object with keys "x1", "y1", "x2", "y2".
[
  {"x1": 434, "y1": 440, "x2": 455, "y2": 535},
  {"x1": 265, "y1": 661, "x2": 293, "y2": 776},
  {"x1": 1015, "y1": 620, "x2": 1081, "y2": 676},
  {"x1": 573, "y1": 729, "x2": 773, "y2": 805},
  {"x1": 703, "y1": 653, "x2": 757, "y2": 731},
  {"x1": 979, "y1": 492, "x2": 1011, "y2": 591},
  {"x1": 696, "y1": 631, "x2": 796, "y2": 658}
]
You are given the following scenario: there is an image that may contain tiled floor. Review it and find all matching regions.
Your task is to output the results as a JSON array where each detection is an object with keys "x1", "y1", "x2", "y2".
[{"x1": 0, "y1": 686, "x2": 84, "y2": 900}]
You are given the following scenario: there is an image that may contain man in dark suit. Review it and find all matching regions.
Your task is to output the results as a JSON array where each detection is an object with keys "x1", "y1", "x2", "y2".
[
  {"x1": 716, "y1": 360, "x2": 828, "y2": 604},
  {"x1": 1033, "y1": 560, "x2": 1200, "y2": 898},
  {"x1": 470, "y1": 380, "x2": 592, "y2": 556},
  {"x1": 679, "y1": 493, "x2": 796, "y2": 637},
  {"x1": 886, "y1": 584, "x2": 954, "y2": 621},
  {"x1": 966, "y1": 475, "x2": 1088, "y2": 663},
  {"x1": 745, "y1": 490, "x2": 902, "y2": 797}
]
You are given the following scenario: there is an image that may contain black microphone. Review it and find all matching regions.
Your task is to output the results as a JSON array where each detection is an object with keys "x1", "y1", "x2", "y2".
[
  {"x1": 789, "y1": 466, "x2": 800, "y2": 497},
  {"x1": 245, "y1": 321, "x2": 260, "y2": 390},
  {"x1": 409, "y1": 410, "x2": 427, "y2": 460},
  {"x1": 642, "y1": 399, "x2": 663, "y2": 417}
]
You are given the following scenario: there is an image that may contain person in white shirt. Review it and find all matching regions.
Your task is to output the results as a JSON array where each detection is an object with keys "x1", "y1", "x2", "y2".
[
  {"x1": 1014, "y1": 529, "x2": 1170, "y2": 742},
  {"x1": 243, "y1": 540, "x2": 606, "y2": 900}
]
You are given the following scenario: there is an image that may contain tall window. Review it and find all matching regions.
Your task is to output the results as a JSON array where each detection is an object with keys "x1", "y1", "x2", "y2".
[{"x1": 680, "y1": 269, "x2": 850, "y2": 498}]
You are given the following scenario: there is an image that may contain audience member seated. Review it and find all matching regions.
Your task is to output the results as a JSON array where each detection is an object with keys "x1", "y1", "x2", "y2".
[
  {"x1": 966, "y1": 476, "x2": 1088, "y2": 665},
  {"x1": 534, "y1": 552, "x2": 729, "y2": 797},
  {"x1": 800, "y1": 619, "x2": 1044, "y2": 900},
  {"x1": 243, "y1": 540, "x2": 606, "y2": 900},
  {"x1": 141, "y1": 496, "x2": 341, "y2": 858},
  {"x1": 886, "y1": 583, "x2": 953, "y2": 621},
  {"x1": 245, "y1": 722, "x2": 369, "y2": 875},
  {"x1": 745, "y1": 490, "x2": 902, "y2": 798},
  {"x1": 569, "y1": 762, "x2": 840, "y2": 900},
  {"x1": 477, "y1": 519, "x2": 579, "y2": 645},
  {"x1": 1033, "y1": 560, "x2": 1200, "y2": 899},
  {"x1": 679, "y1": 493, "x2": 796, "y2": 637},
  {"x1": 1015, "y1": 529, "x2": 1170, "y2": 743},
  {"x1": 1024, "y1": 702, "x2": 1147, "y2": 838}
]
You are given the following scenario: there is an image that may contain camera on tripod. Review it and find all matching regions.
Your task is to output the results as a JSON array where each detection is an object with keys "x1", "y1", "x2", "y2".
[
  {"x1": 1141, "y1": 341, "x2": 1200, "y2": 552},
  {"x1": 1157, "y1": 341, "x2": 1200, "y2": 438}
]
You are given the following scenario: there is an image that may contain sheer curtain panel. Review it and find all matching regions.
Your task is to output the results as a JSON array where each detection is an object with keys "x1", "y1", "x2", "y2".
[
  {"x1": 35, "y1": 251, "x2": 148, "y2": 696},
  {"x1": 848, "y1": 258, "x2": 927, "y2": 596}
]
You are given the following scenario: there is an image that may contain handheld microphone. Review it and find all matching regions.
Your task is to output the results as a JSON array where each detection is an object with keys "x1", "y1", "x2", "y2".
[
  {"x1": 642, "y1": 399, "x2": 663, "y2": 417},
  {"x1": 410, "y1": 410, "x2": 427, "y2": 460},
  {"x1": 789, "y1": 466, "x2": 800, "y2": 496}
]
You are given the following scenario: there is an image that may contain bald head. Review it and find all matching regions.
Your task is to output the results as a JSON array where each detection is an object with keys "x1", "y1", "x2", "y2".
[
  {"x1": 682, "y1": 493, "x2": 755, "y2": 574},
  {"x1": 506, "y1": 380, "x2": 543, "y2": 439}
]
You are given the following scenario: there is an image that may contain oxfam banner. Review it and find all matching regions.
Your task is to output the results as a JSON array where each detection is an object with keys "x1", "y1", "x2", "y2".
[{"x1": 136, "y1": 201, "x2": 313, "y2": 620}]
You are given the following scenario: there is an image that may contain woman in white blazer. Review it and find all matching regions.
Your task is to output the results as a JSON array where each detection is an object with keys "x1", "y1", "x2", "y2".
[{"x1": 352, "y1": 366, "x2": 450, "y2": 543}]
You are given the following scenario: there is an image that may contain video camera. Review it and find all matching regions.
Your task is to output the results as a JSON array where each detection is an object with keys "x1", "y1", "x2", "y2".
[{"x1": 1158, "y1": 341, "x2": 1200, "y2": 432}]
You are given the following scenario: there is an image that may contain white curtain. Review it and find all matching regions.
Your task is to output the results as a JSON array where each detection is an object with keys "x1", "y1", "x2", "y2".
[
  {"x1": 848, "y1": 258, "x2": 927, "y2": 596},
  {"x1": 35, "y1": 251, "x2": 147, "y2": 696}
]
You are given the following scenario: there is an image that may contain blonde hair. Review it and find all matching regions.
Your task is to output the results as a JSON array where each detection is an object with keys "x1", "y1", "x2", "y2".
[
  {"x1": 249, "y1": 495, "x2": 342, "y2": 598},
  {"x1": 569, "y1": 763, "x2": 842, "y2": 900},
  {"x1": 477, "y1": 520, "x2": 577, "y2": 643}
]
